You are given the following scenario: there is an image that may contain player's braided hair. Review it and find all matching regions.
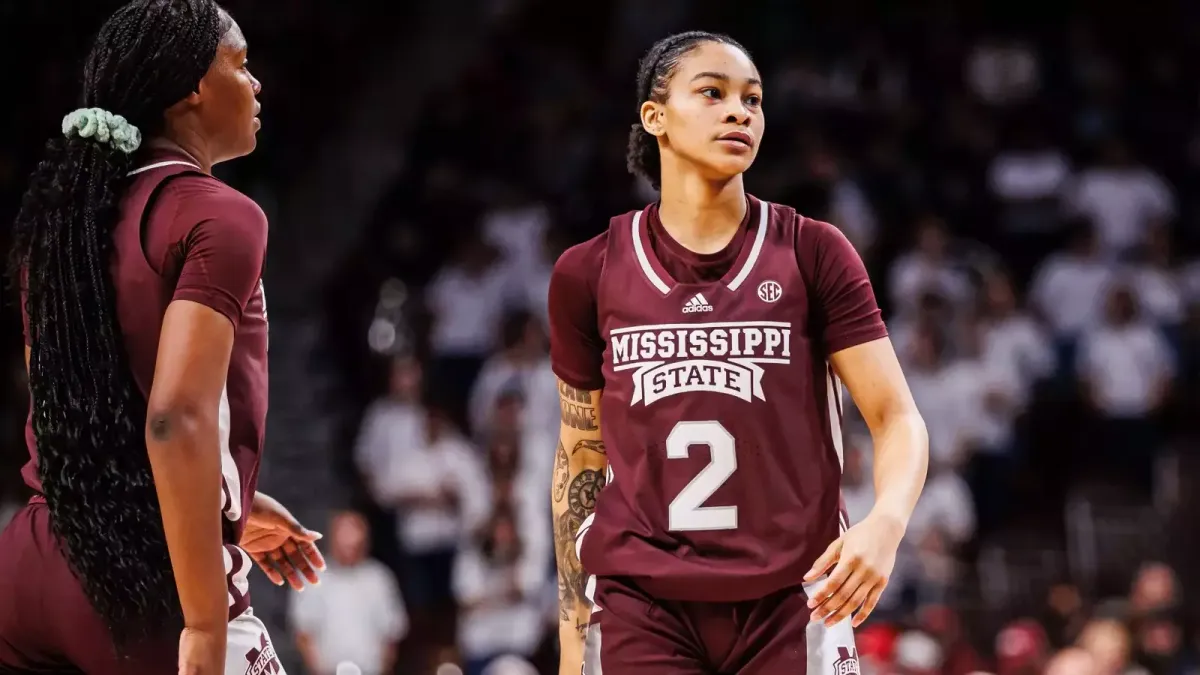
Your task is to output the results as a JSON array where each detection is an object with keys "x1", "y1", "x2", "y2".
[
  {"x1": 626, "y1": 31, "x2": 750, "y2": 190},
  {"x1": 8, "y1": 0, "x2": 229, "y2": 649}
]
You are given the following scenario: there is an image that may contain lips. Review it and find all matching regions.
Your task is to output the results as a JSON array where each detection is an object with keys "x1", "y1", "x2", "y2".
[{"x1": 718, "y1": 131, "x2": 753, "y2": 147}]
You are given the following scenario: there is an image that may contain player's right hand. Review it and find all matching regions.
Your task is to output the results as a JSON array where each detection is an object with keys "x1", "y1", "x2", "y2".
[{"x1": 178, "y1": 626, "x2": 226, "y2": 675}]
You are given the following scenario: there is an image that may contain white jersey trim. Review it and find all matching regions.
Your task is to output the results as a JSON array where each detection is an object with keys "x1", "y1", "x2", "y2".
[
  {"x1": 726, "y1": 201, "x2": 770, "y2": 291},
  {"x1": 631, "y1": 201, "x2": 772, "y2": 294},
  {"x1": 126, "y1": 159, "x2": 201, "y2": 176},
  {"x1": 631, "y1": 210, "x2": 671, "y2": 294}
]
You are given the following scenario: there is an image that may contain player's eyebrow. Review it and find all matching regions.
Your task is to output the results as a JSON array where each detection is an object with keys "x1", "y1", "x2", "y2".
[{"x1": 690, "y1": 71, "x2": 763, "y2": 87}]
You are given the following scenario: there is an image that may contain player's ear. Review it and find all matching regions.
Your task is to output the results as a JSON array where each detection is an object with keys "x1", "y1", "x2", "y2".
[{"x1": 640, "y1": 100, "x2": 666, "y2": 138}]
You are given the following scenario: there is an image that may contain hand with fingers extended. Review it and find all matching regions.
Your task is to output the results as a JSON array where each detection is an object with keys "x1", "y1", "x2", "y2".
[
  {"x1": 803, "y1": 510, "x2": 906, "y2": 628},
  {"x1": 241, "y1": 492, "x2": 327, "y2": 591}
]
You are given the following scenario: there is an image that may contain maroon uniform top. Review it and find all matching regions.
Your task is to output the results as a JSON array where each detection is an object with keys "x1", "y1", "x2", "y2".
[
  {"x1": 21, "y1": 147, "x2": 270, "y2": 620},
  {"x1": 549, "y1": 196, "x2": 886, "y2": 602}
]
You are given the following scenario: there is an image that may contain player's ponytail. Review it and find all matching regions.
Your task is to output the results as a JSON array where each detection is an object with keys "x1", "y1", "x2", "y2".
[
  {"x1": 8, "y1": 0, "x2": 227, "y2": 648},
  {"x1": 626, "y1": 30, "x2": 751, "y2": 191}
]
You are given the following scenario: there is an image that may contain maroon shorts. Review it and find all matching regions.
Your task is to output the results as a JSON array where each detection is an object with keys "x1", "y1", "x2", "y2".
[
  {"x1": 0, "y1": 501, "x2": 176, "y2": 674},
  {"x1": 584, "y1": 576, "x2": 859, "y2": 675}
]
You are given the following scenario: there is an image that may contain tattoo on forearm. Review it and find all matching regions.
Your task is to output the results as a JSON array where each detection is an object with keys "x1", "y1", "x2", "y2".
[
  {"x1": 560, "y1": 400, "x2": 597, "y2": 431},
  {"x1": 567, "y1": 469, "x2": 606, "y2": 519},
  {"x1": 557, "y1": 569, "x2": 572, "y2": 621},
  {"x1": 559, "y1": 382, "x2": 598, "y2": 431},
  {"x1": 572, "y1": 439, "x2": 606, "y2": 455},
  {"x1": 553, "y1": 439, "x2": 569, "y2": 503},
  {"x1": 559, "y1": 381, "x2": 593, "y2": 405},
  {"x1": 555, "y1": 510, "x2": 585, "y2": 613},
  {"x1": 555, "y1": 468, "x2": 607, "y2": 622}
]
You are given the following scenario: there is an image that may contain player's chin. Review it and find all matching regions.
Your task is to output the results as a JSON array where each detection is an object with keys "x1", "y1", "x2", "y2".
[{"x1": 706, "y1": 153, "x2": 756, "y2": 179}]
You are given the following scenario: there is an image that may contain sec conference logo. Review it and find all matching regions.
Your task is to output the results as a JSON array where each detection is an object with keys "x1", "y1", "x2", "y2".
[{"x1": 757, "y1": 280, "x2": 782, "y2": 303}]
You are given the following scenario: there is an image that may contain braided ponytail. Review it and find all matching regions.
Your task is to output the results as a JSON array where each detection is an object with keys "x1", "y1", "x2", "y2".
[{"x1": 9, "y1": 0, "x2": 230, "y2": 648}]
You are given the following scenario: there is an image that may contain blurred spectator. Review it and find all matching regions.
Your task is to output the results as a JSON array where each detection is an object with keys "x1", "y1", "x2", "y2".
[
  {"x1": 947, "y1": 315, "x2": 1022, "y2": 534},
  {"x1": 1076, "y1": 617, "x2": 1149, "y2": 675},
  {"x1": 894, "y1": 630, "x2": 943, "y2": 674},
  {"x1": 1045, "y1": 647, "x2": 1099, "y2": 675},
  {"x1": 452, "y1": 508, "x2": 547, "y2": 675},
  {"x1": 364, "y1": 400, "x2": 489, "y2": 611},
  {"x1": 919, "y1": 605, "x2": 987, "y2": 675},
  {"x1": 902, "y1": 325, "x2": 966, "y2": 467},
  {"x1": 978, "y1": 270, "x2": 1055, "y2": 398},
  {"x1": 1065, "y1": 138, "x2": 1175, "y2": 257},
  {"x1": 468, "y1": 310, "x2": 557, "y2": 442},
  {"x1": 895, "y1": 464, "x2": 976, "y2": 611},
  {"x1": 1129, "y1": 562, "x2": 1180, "y2": 620},
  {"x1": 290, "y1": 511, "x2": 407, "y2": 675},
  {"x1": 888, "y1": 216, "x2": 972, "y2": 319},
  {"x1": 1128, "y1": 225, "x2": 1185, "y2": 327},
  {"x1": 426, "y1": 236, "x2": 514, "y2": 419},
  {"x1": 966, "y1": 37, "x2": 1041, "y2": 107},
  {"x1": 994, "y1": 619, "x2": 1050, "y2": 675},
  {"x1": 1029, "y1": 222, "x2": 1112, "y2": 343},
  {"x1": 355, "y1": 355, "x2": 426, "y2": 499},
  {"x1": 1076, "y1": 283, "x2": 1174, "y2": 493}
]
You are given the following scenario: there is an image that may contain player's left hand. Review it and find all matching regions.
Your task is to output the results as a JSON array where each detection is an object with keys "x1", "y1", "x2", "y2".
[
  {"x1": 242, "y1": 493, "x2": 326, "y2": 591},
  {"x1": 803, "y1": 511, "x2": 905, "y2": 628}
]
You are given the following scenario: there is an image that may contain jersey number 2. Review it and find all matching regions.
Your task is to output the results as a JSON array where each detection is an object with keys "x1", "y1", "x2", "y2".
[{"x1": 666, "y1": 421, "x2": 738, "y2": 531}]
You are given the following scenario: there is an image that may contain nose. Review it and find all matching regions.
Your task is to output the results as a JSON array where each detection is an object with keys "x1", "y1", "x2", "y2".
[
  {"x1": 250, "y1": 72, "x2": 262, "y2": 96},
  {"x1": 723, "y1": 105, "x2": 750, "y2": 126}
]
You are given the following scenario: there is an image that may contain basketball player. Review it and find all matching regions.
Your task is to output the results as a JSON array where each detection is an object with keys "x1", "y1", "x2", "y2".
[
  {"x1": 0, "y1": 2, "x2": 321, "y2": 673},
  {"x1": 549, "y1": 32, "x2": 929, "y2": 674}
]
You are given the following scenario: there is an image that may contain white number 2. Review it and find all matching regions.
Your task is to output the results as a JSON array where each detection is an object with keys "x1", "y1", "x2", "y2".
[{"x1": 666, "y1": 421, "x2": 738, "y2": 531}]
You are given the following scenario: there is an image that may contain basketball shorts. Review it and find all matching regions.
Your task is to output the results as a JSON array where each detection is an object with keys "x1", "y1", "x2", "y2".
[
  {"x1": 0, "y1": 500, "x2": 288, "y2": 675},
  {"x1": 583, "y1": 575, "x2": 858, "y2": 675}
]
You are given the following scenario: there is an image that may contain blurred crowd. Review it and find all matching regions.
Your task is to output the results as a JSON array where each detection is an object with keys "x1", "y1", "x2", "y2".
[{"x1": 6, "y1": 2, "x2": 1200, "y2": 675}]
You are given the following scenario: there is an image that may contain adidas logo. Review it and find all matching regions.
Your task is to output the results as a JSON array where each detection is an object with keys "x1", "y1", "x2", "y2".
[{"x1": 682, "y1": 293, "x2": 714, "y2": 313}]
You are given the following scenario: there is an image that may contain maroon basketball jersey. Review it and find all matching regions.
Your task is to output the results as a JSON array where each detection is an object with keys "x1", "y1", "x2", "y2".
[
  {"x1": 577, "y1": 197, "x2": 847, "y2": 602},
  {"x1": 20, "y1": 151, "x2": 269, "y2": 619}
]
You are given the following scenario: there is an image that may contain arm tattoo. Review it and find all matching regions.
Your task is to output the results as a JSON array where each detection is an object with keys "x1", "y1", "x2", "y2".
[
  {"x1": 555, "y1": 510, "x2": 584, "y2": 613},
  {"x1": 553, "y1": 439, "x2": 570, "y2": 503},
  {"x1": 572, "y1": 439, "x2": 606, "y2": 455},
  {"x1": 555, "y1": 469, "x2": 606, "y2": 621},
  {"x1": 567, "y1": 469, "x2": 606, "y2": 519},
  {"x1": 559, "y1": 382, "x2": 598, "y2": 431}
]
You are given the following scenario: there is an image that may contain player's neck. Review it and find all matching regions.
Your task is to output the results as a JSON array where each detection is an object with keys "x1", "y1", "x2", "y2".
[
  {"x1": 657, "y1": 172, "x2": 747, "y2": 255},
  {"x1": 150, "y1": 130, "x2": 214, "y2": 174}
]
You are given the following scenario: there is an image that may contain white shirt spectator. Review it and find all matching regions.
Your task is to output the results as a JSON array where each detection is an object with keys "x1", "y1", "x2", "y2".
[
  {"x1": 981, "y1": 314, "x2": 1056, "y2": 402},
  {"x1": 369, "y1": 430, "x2": 491, "y2": 553},
  {"x1": 1129, "y1": 262, "x2": 1184, "y2": 325},
  {"x1": 289, "y1": 559, "x2": 408, "y2": 675},
  {"x1": 470, "y1": 356, "x2": 559, "y2": 443},
  {"x1": 1077, "y1": 321, "x2": 1174, "y2": 417},
  {"x1": 482, "y1": 203, "x2": 549, "y2": 273},
  {"x1": 1066, "y1": 166, "x2": 1175, "y2": 254},
  {"x1": 426, "y1": 263, "x2": 512, "y2": 357},
  {"x1": 452, "y1": 538, "x2": 549, "y2": 660},
  {"x1": 966, "y1": 41, "x2": 1040, "y2": 105},
  {"x1": 888, "y1": 255, "x2": 971, "y2": 318},
  {"x1": 907, "y1": 366, "x2": 972, "y2": 465},
  {"x1": 1030, "y1": 253, "x2": 1113, "y2": 336},
  {"x1": 988, "y1": 149, "x2": 1071, "y2": 202},
  {"x1": 354, "y1": 399, "x2": 424, "y2": 495},
  {"x1": 940, "y1": 356, "x2": 1018, "y2": 454}
]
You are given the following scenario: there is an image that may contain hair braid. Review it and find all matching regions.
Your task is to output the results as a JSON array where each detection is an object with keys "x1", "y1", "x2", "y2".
[
  {"x1": 9, "y1": 0, "x2": 229, "y2": 649},
  {"x1": 626, "y1": 31, "x2": 750, "y2": 190}
]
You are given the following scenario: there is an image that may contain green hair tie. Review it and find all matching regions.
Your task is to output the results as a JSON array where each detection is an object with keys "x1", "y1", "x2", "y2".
[{"x1": 61, "y1": 107, "x2": 142, "y2": 154}]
